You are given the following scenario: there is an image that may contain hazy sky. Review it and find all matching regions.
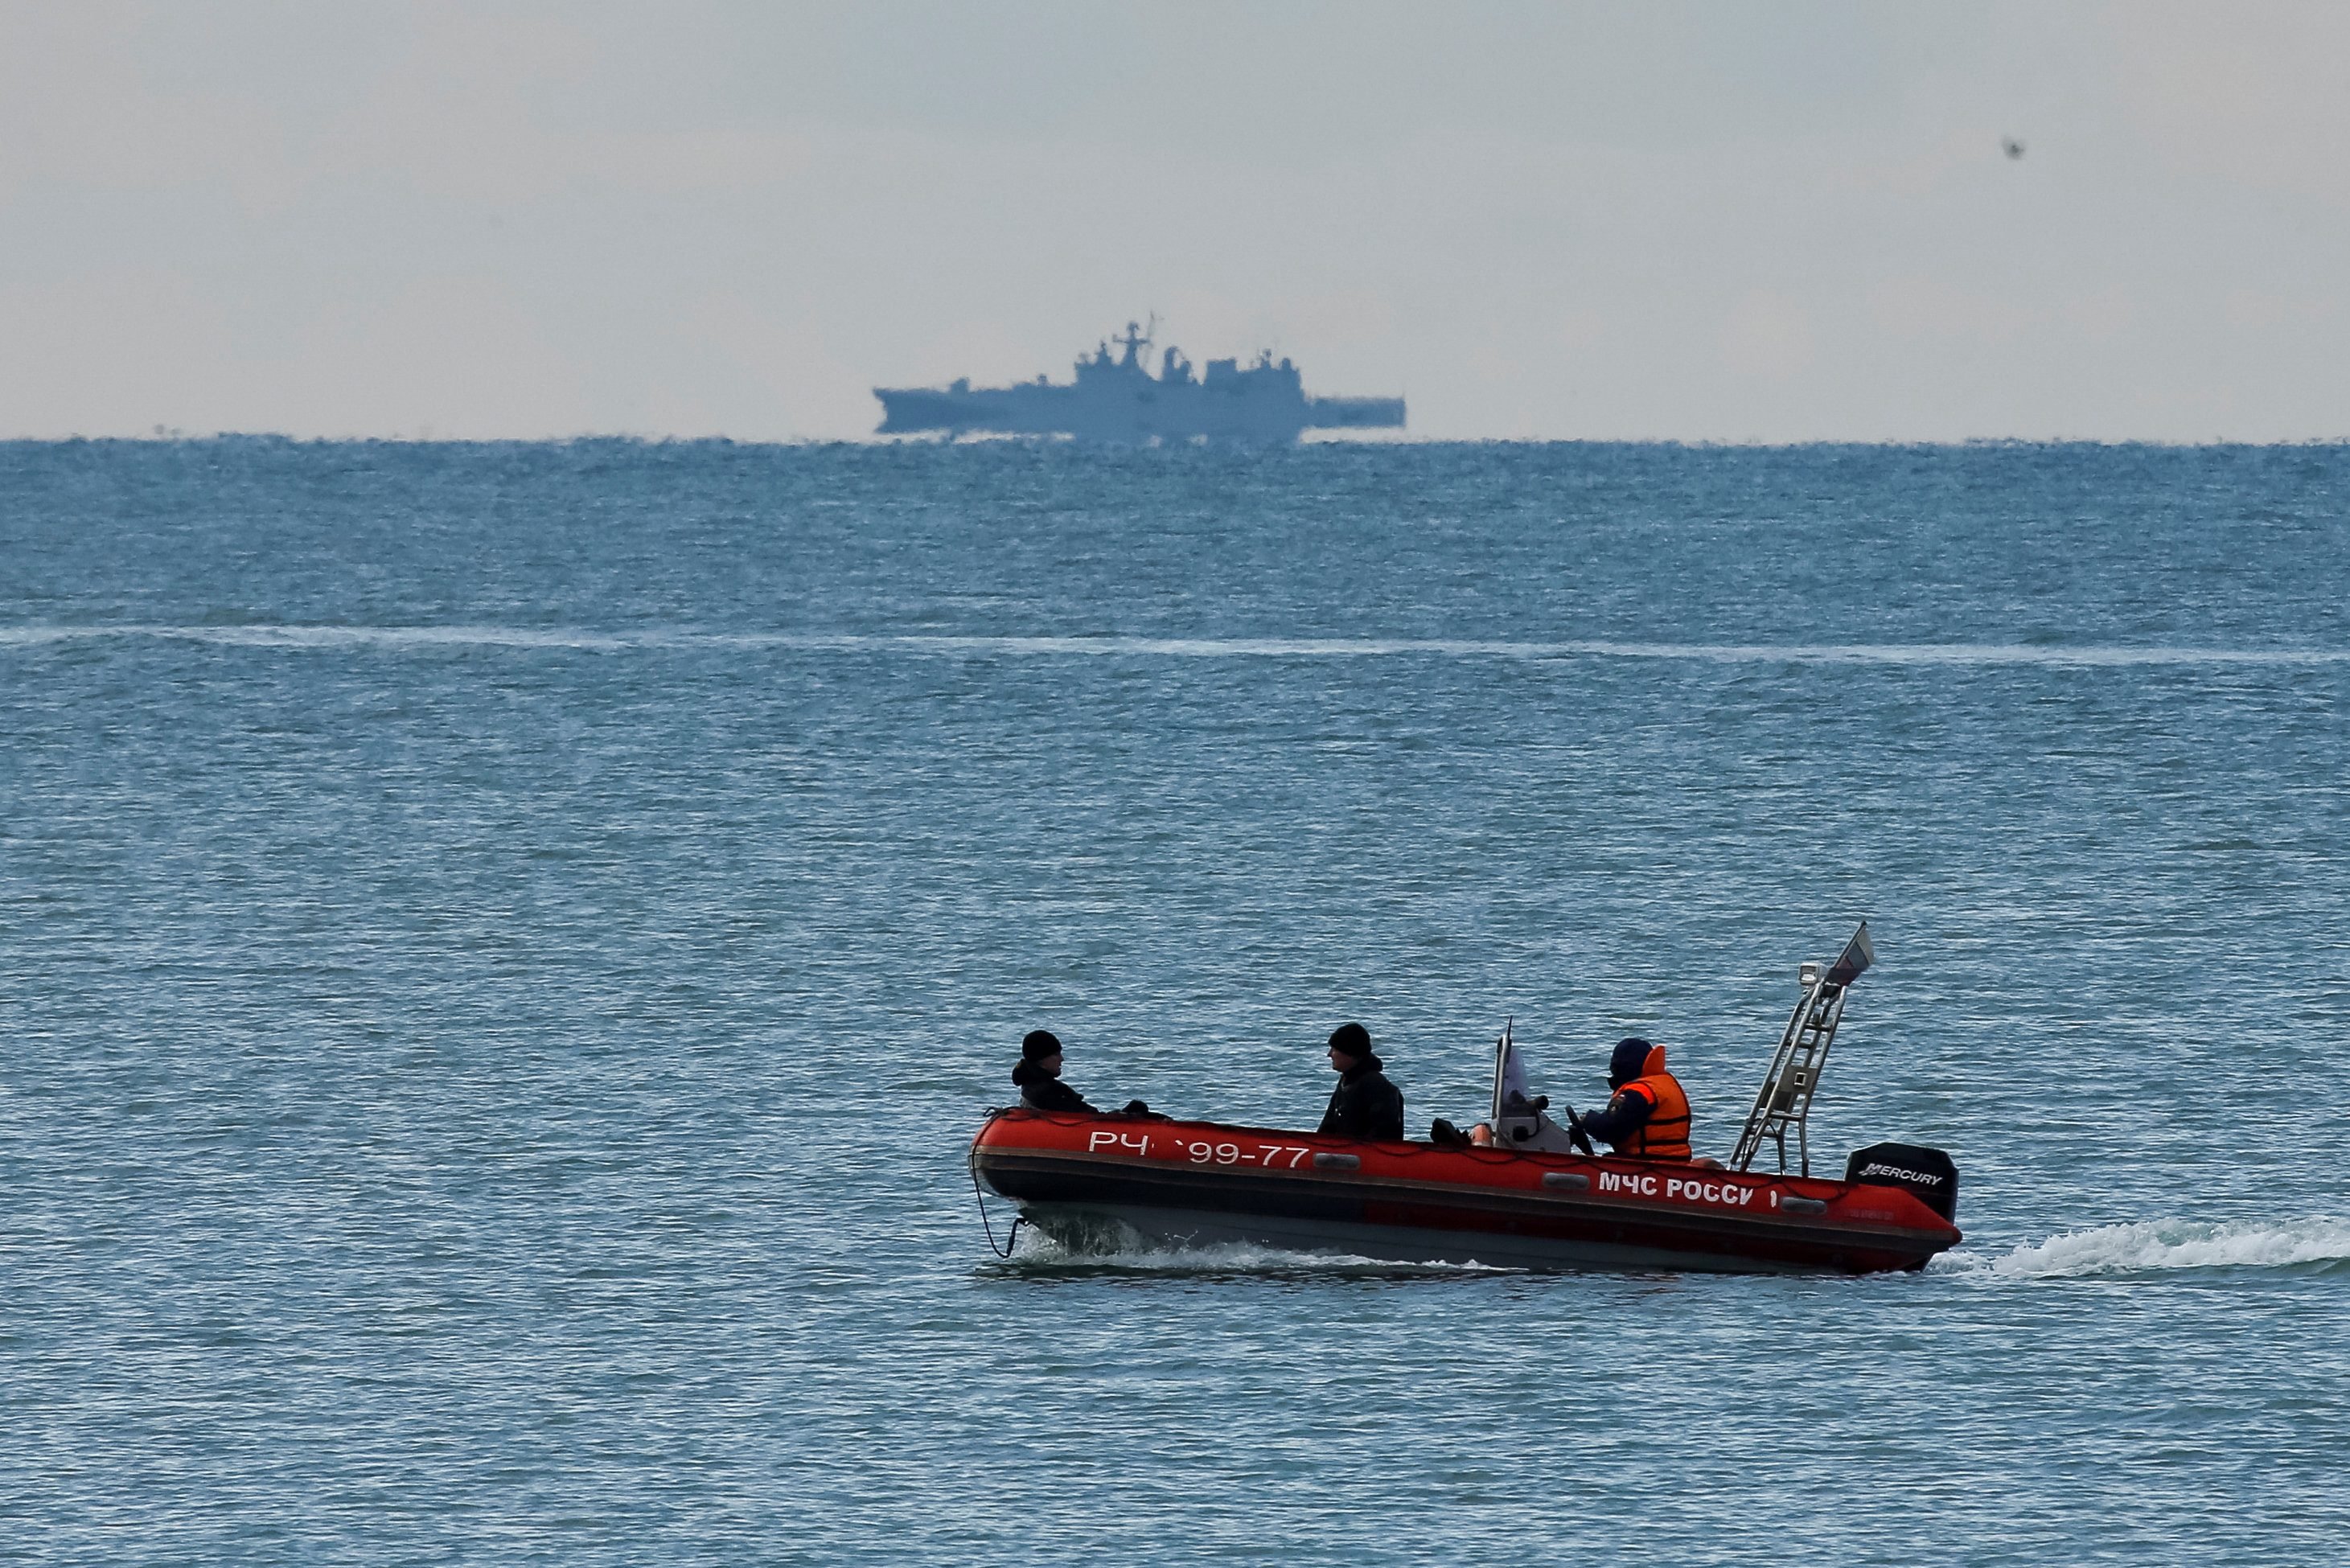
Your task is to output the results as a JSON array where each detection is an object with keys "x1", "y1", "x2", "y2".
[{"x1": 5, "y1": 2, "x2": 2348, "y2": 440}]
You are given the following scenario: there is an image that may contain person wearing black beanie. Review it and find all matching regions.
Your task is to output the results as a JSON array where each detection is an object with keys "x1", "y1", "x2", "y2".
[
  {"x1": 1009, "y1": 1029, "x2": 1150, "y2": 1116},
  {"x1": 1318, "y1": 1022, "x2": 1405, "y2": 1141}
]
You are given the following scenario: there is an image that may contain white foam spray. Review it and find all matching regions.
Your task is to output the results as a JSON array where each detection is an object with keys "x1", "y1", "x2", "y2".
[
  {"x1": 1011, "y1": 1237, "x2": 1516, "y2": 1275},
  {"x1": 1976, "y1": 1217, "x2": 2350, "y2": 1279}
]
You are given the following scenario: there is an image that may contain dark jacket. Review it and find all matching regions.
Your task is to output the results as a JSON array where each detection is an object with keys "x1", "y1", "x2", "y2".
[
  {"x1": 1012, "y1": 1059, "x2": 1097, "y2": 1114},
  {"x1": 1318, "y1": 1053, "x2": 1405, "y2": 1141},
  {"x1": 1576, "y1": 1087, "x2": 1654, "y2": 1146}
]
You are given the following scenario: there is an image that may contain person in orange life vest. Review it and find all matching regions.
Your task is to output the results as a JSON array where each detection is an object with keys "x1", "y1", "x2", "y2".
[{"x1": 1569, "y1": 1036, "x2": 1692, "y2": 1160}]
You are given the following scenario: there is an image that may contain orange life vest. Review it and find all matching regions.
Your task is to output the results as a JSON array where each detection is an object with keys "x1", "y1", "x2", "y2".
[{"x1": 1617, "y1": 1047, "x2": 1692, "y2": 1160}]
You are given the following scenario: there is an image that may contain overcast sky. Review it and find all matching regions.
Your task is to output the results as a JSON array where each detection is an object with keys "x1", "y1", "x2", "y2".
[{"x1": 5, "y1": 2, "x2": 2348, "y2": 441}]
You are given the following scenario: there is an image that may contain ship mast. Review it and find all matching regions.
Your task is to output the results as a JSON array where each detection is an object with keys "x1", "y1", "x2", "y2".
[{"x1": 1114, "y1": 318, "x2": 1154, "y2": 367}]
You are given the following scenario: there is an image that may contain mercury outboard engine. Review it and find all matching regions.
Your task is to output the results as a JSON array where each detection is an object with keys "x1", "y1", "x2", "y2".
[{"x1": 1843, "y1": 1143, "x2": 1959, "y2": 1222}]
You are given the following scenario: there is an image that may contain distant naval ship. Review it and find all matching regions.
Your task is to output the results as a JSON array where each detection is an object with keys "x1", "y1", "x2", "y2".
[{"x1": 873, "y1": 322, "x2": 1405, "y2": 444}]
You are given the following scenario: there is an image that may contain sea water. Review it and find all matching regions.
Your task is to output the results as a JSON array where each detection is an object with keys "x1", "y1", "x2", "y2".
[{"x1": 2, "y1": 439, "x2": 2344, "y2": 1565}]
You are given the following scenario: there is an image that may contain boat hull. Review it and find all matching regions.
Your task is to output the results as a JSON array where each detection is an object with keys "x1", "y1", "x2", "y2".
[{"x1": 973, "y1": 1109, "x2": 1962, "y2": 1275}]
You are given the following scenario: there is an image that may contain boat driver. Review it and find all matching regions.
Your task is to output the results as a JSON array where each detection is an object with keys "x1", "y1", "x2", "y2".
[
  {"x1": 1318, "y1": 1023, "x2": 1406, "y2": 1142},
  {"x1": 1010, "y1": 1029, "x2": 1148, "y2": 1116},
  {"x1": 1570, "y1": 1036, "x2": 1692, "y2": 1161}
]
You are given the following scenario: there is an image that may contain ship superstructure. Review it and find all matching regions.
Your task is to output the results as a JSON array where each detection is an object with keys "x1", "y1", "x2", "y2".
[{"x1": 874, "y1": 322, "x2": 1404, "y2": 444}]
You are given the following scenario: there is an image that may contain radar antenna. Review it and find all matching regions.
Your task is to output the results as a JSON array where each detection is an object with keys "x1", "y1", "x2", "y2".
[{"x1": 1113, "y1": 317, "x2": 1155, "y2": 367}]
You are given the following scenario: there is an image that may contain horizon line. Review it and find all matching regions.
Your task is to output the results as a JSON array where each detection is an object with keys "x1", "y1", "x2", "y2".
[{"x1": 9, "y1": 433, "x2": 2350, "y2": 452}]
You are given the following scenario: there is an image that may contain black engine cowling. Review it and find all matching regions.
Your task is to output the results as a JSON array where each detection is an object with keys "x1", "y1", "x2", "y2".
[{"x1": 1843, "y1": 1143, "x2": 1959, "y2": 1222}]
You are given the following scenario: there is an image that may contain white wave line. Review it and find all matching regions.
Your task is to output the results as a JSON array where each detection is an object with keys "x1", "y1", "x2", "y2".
[
  {"x1": 1968, "y1": 1217, "x2": 2350, "y2": 1279},
  {"x1": 0, "y1": 623, "x2": 635, "y2": 651},
  {"x1": 777, "y1": 634, "x2": 2350, "y2": 667},
  {"x1": 1012, "y1": 1238, "x2": 1518, "y2": 1273},
  {"x1": 4, "y1": 625, "x2": 2348, "y2": 666}
]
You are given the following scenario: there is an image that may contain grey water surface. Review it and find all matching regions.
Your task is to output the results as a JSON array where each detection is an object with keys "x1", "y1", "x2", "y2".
[{"x1": 3, "y1": 439, "x2": 2345, "y2": 1564}]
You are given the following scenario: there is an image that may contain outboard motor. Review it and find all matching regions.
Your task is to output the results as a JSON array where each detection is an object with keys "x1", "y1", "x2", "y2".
[{"x1": 1843, "y1": 1143, "x2": 1959, "y2": 1222}]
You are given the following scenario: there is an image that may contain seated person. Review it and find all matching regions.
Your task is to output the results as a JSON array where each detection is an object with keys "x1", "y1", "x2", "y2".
[
  {"x1": 1319, "y1": 1023, "x2": 1405, "y2": 1141},
  {"x1": 1010, "y1": 1029, "x2": 1096, "y2": 1113},
  {"x1": 1009, "y1": 1029, "x2": 1148, "y2": 1115},
  {"x1": 1573, "y1": 1036, "x2": 1692, "y2": 1160}
]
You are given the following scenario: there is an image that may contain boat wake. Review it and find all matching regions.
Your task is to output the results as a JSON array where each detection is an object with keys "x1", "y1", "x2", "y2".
[
  {"x1": 995, "y1": 1237, "x2": 1520, "y2": 1279},
  {"x1": 1009, "y1": 1221, "x2": 2350, "y2": 1283},
  {"x1": 1954, "y1": 1217, "x2": 2350, "y2": 1279}
]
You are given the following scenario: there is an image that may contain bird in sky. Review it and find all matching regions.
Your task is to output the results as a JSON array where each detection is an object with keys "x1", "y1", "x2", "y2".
[{"x1": 2003, "y1": 138, "x2": 2027, "y2": 160}]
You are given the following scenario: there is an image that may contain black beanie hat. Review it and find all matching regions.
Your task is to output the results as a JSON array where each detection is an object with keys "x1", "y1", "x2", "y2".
[
  {"x1": 1021, "y1": 1028, "x2": 1063, "y2": 1062},
  {"x1": 1608, "y1": 1036, "x2": 1653, "y2": 1088},
  {"x1": 1328, "y1": 1021, "x2": 1372, "y2": 1061}
]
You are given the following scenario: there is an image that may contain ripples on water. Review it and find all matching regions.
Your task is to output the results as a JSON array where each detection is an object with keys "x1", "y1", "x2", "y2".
[{"x1": 2, "y1": 441, "x2": 2345, "y2": 1564}]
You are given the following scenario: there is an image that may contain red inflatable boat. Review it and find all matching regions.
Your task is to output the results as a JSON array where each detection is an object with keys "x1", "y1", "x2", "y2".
[
  {"x1": 969, "y1": 924, "x2": 1965, "y2": 1275},
  {"x1": 971, "y1": 1109, "x2": 1958, "y2": 1274}
]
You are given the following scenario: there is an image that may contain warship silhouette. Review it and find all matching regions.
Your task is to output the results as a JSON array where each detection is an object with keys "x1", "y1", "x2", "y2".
[{"x1": 874, "y1": 322, "x2": 1405, "y2": 444}]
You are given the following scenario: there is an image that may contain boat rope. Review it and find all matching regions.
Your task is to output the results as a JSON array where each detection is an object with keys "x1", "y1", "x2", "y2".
[{"x1": 969, "y1": 1137, "x2": 1026, "y2": 1259}]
